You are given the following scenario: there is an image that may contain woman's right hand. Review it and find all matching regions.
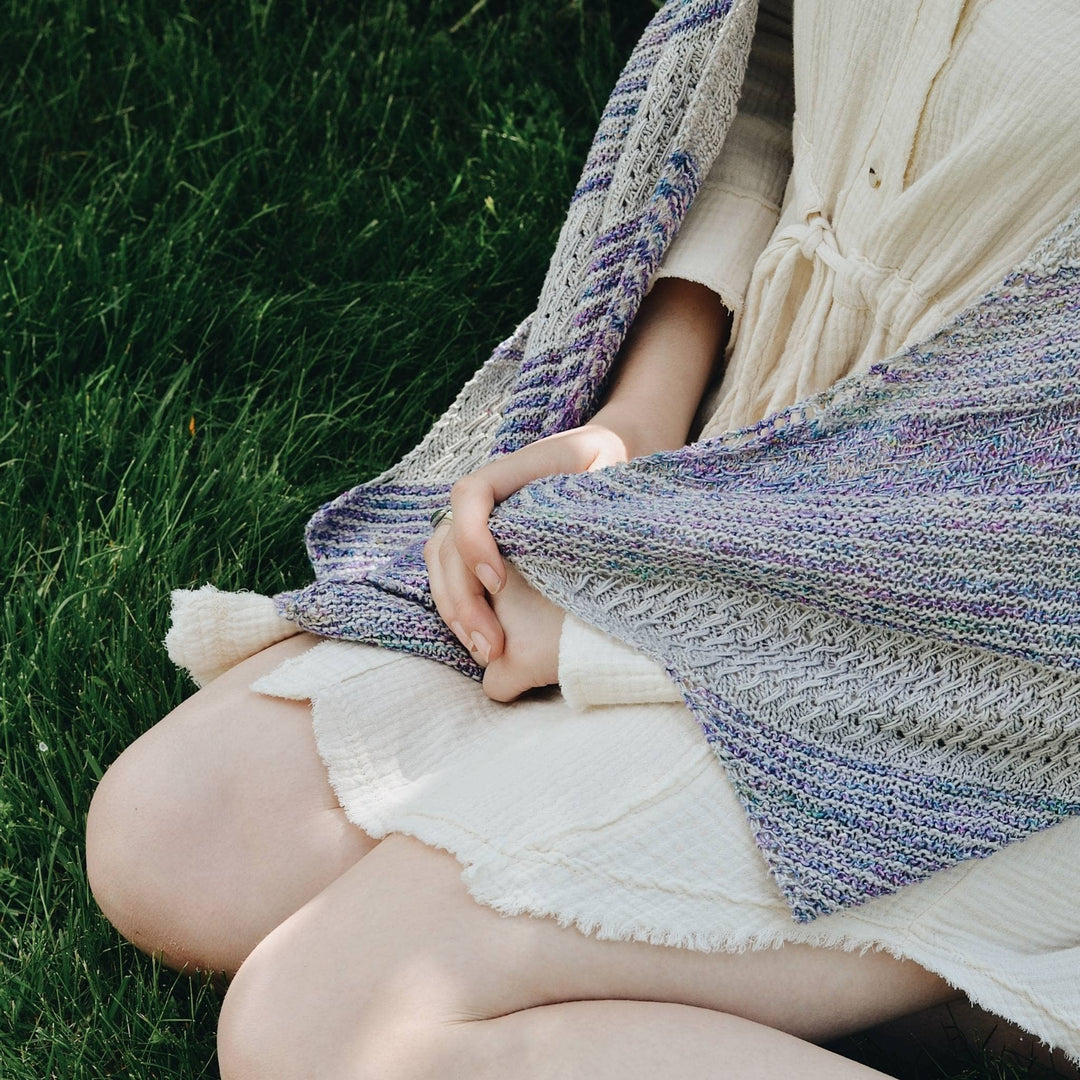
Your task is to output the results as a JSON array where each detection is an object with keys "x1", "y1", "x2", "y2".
[{"x1": 423, "y1": 418, "x2": 634, "y2": 668}]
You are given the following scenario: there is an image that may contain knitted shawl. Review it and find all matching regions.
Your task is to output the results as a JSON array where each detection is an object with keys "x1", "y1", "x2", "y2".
[{"x1": 275, "y1": 0, "x2": 1080, "y2": 923}]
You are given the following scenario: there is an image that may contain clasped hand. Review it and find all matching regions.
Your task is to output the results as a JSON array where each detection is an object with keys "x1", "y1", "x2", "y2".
[{"x1": 423, "y1": 419, "x2": 632, "y2": 702}]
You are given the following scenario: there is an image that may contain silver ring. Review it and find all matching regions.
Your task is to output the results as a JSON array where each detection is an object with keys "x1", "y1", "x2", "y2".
[{"x1": 429, "y1": 506, "x2": 454, "y2": 532}]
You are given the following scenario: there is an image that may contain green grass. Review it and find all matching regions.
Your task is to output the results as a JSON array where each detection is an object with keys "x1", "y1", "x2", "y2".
[{"x1": 0, "y1": 1, "x2": 1057, "y2": 1076}]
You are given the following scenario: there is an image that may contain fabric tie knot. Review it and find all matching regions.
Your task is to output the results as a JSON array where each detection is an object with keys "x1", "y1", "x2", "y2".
[{"x1": 776, "y1": 210, "x2": 851, "y2": 281}]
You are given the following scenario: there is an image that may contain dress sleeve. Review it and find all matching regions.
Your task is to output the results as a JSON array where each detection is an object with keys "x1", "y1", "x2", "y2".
[
  {"x1": 651, "y1": 0, "x2": 794, "y2": 319},
  {"x1": 558, "y1": 614, "x2": 683, "y2": 710}
]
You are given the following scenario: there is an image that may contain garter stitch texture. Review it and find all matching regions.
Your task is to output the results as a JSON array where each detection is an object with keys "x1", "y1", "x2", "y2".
[{"x1": 275, "y1": 0, "x2": 1080, "y2": 922}]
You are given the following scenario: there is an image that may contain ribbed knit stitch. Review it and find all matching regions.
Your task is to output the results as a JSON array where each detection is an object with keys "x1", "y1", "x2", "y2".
[{"x1": 275, "y1": 0, "x2": 1080, "y2": 922}]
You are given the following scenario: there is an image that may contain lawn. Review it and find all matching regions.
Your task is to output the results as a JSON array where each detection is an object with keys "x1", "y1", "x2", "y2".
[{"x1": 0, "y1": 0, "x2": 1052, "y2": 1076}]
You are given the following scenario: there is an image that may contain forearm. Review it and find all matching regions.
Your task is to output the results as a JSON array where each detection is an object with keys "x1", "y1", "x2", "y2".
[
  {"x1": 592, "y1": 278, "x2": 731, "y2": 457},
  {"x1": 437, "y1": 279, "x2": 728, "y2": 685}
]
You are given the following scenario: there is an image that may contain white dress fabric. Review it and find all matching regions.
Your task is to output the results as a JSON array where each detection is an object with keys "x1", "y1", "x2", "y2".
[{"x1": 166, "y1": 0, "x2": 1080, "y2": 1061}]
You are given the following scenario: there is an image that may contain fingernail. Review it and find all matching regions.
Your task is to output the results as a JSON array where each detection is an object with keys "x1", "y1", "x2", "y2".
[
  {"x1": 451, "y1": 621, "x2": 468, "y2": 647},
  {"x1": 475, "y1": 563, "x2": 502, "y2": 594},
  {"x1": 470, "y1": 632, "x2": 491, "y2": 665}
]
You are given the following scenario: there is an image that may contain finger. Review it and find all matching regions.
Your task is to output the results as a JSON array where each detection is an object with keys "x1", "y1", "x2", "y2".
[
  {"x1": 436, "y1": 528, "x2": 506, "y2": 663},
  {"x1": 448, "y1": 474, "x2": 503, "y2": 595},
  {"x1": 424, "y1": 530, "x2": 464, "y2": 646},
  {"x1": 450, "y1": 435, "x2": 599, "y2": 595},
  {"x1": 426, "y1": 522, "x2": 506, "y2": 665},
  {"x1": 424, "y1": 525, "x2": 471, "y2": 651}
]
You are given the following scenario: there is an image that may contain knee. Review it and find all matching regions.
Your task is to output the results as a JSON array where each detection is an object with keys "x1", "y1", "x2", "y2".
[
  {"x1": 220, "y1": 959, "x2": 505, "y2": 1080},
  {"x1": 85, "y1": 734, "x2": 163, "y2": 942},
  {"x1": 216, "y1": 878, "x2": 525, "y2": 1080},
  {"x1": 85, "y1": 707, "x2": 226, "y2": 964},
  {"x1": 217, "y1": 933, "x2": 453, "y2": 1080}
]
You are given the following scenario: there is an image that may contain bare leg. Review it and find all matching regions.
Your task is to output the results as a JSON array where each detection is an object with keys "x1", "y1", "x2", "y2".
[
  {"x1": 86, "y1": 634, "x2": 377, "y2": 977},
  {"x1": 218, "y1": 834, "x2": 961, "y2": 1079}
]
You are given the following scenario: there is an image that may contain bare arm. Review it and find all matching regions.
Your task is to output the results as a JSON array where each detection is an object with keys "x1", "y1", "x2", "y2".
[
  {"x1": 592, "y1": 277, "x2": 731, "y2": 455},
  {"x1": 424, "y1": 277, "x2": 731, "y2": 696}
]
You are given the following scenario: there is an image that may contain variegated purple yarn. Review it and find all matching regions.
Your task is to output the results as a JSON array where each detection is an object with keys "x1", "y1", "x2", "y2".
[
  {"x1": 276, "y1": 0, "x2": 1080, "y2": 921},
  {"x1": 491, "y1": 249, "x2": 1080, "y2": 920}
]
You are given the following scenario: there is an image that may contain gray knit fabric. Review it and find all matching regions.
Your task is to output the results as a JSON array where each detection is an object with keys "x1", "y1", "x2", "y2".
[{"x1": 278, "y1": 0, "x2": 1080, "y2": 921}]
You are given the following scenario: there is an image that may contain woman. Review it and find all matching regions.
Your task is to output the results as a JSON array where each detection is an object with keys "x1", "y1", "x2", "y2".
[{"x1": 85, "y1": 0, "x2": 1080, "y2": 1075}]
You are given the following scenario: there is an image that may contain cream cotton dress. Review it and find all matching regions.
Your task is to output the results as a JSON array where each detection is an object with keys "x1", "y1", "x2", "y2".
[{"x1": 166, "y1": 0, "x2": 1080, "y2": 1061}]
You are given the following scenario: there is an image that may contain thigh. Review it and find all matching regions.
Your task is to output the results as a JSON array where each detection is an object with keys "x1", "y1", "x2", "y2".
[
  {"x1": 86, "y1": 633, "x2": 377, "y2": 976},
  {"x1": 219, "y1": 834, "x2": 960, "y2": 1076}
]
